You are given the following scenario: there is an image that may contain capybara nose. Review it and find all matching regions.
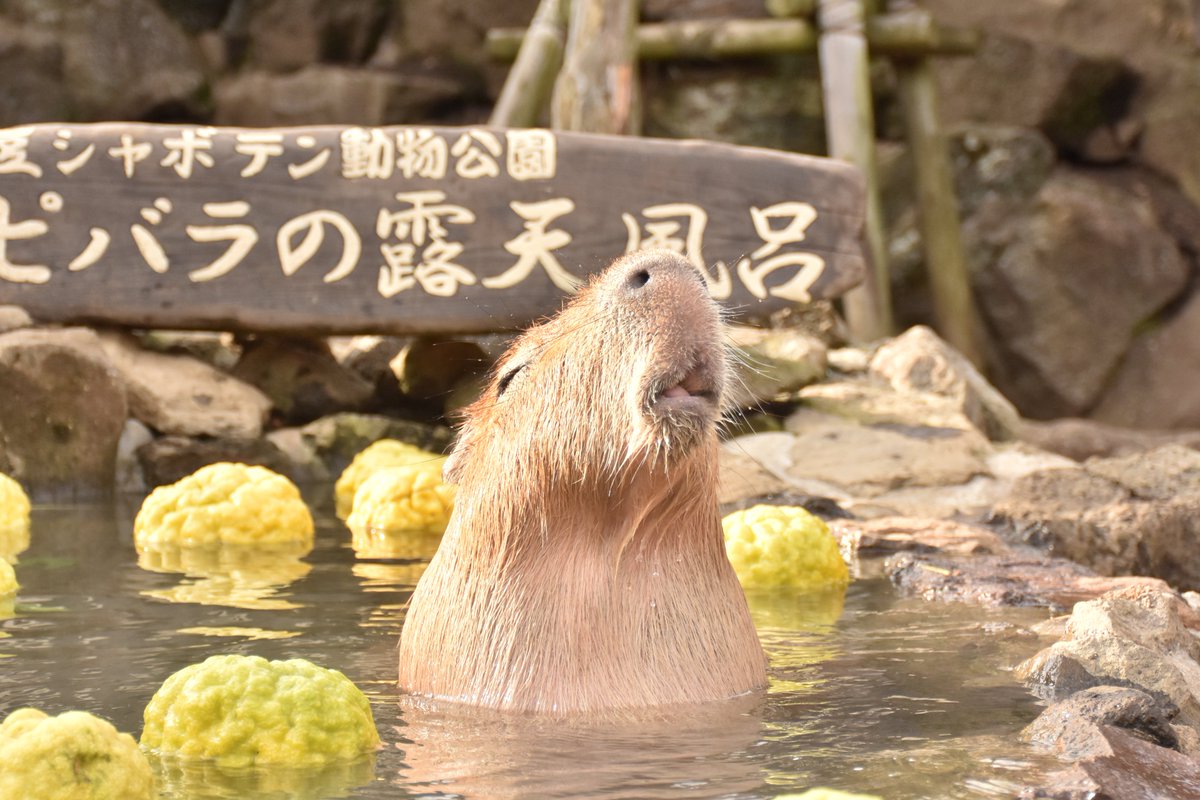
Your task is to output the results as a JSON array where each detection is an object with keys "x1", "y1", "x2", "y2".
[{"x1": 617, "y1": 250, "x2": 707, "y2": 297}]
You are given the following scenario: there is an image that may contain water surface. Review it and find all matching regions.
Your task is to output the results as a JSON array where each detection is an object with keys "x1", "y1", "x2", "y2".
[{"x1": 0, "y1": 498, "x2": 1060, "y2": 799}]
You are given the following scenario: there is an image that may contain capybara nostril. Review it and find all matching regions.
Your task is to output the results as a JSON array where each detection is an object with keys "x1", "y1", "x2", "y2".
[{"x1": 627, "y1": 267, "x2": 651, "y2": 290}]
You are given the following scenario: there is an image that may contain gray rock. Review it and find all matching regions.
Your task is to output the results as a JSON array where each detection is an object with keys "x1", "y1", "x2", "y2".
[
  {"x1": 1023, "y1": 686, "x2": 1180, "y2": 756},
  {"x1": 136, "y1": 331, "x2": 241, "y2": 372},
  {"x1": 0, "y1": 328, "x2": 127, "y2": 500},
  {"x1": 287, "y1": 413, "x2": 454, "y2": 481},
  {"x1": 1022, "y1": 724, "x2": 1200, "y2": 800},
  {"x1": 0, "y1": 18, "x2": 70, "y2": 123},
  {"x1": 996, "y1": 447, "x2": 1200, "y2": 590},
  {"x1": 97, "y1": 331, "x2": 271, "y2": 440},
  {"x1": 644, "y1": 68, "x2": 827, "y2": 157},
  {"x1": 390, "y1": 337, "x2": 489, "y2": 402},
  {"x1": 232, "y1": 0, "x2": 387, "y2": 72},
  {"x1": 726, "y1": 327, "x2": 828, "y2": 409},
  {"x1": 214, "y1": 65, "x2": 467, "y2": 127},
  {"x1": 932, "y1": 32, "x2": 1137, "y2": 159},
  {"x1": 783, "y1": 407, "x2": 990, "y2": 497},
  {"x1": 795, "y1": 380, "x2": 979, "y2": 432},
  {"x1": 827, "y1": 347, "x2": 871, "y2": 374},
  {"x1": 828, "y1": 516, "x2": 1010, "y2": 557},
  {"x1": 114, "y1": 418, "x2": 153, "y2": 494},
  {"x1": 886, "y1": 552, "x2": 1169, "y2": 612},
  {"x1": 1016, "y1": 587, "x2": 1200, "y2": 730},
  {"x1": 61, "y1": 0, "x2": 207, "y2": 120},
  {"x1": 870, "y1": 325, "x2": 1022, "y2": 441},
  {"x1": 0, "y1": 306, "x2": 32, "y2": 334},
  {"x1": 231, "y1": 336, "x2": 373, "y2": 425},
  {"x1": 1140, "y1": 65, "x2": 1200, "y2": 209},
  {"x1": 1091, "y1": 291, "x2": 1200, "y2": 430},
  {"x1": 972, "y1": 170, "x2": 1189, "y2": 418},
  {"x1": 1019, "y1": 417, "x2": 1200, "y2": 462},
  {"x1": 137, "y1": 436, "x2": 294, "y2": 489}
]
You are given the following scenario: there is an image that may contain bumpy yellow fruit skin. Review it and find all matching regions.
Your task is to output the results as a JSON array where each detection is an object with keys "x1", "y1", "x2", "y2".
[
  {"x1": 141, "y1": 654, "x2": 381, "y2": 768},
  {"x1": 134, "y1": 463, "x2": 313, "y2": 550},
  {"x1": 335, "y1": 440, "x2": 440, "y2": 518},
  {"x1": 722, "y1": 505, "x2": 849, "y2": 589},
  {"x1": 0, "y1": 472, "x2": 31, "y2": 561},
  {"x1": 0, "y1": 558, "x2": 16, "y2": 598},
  {"x1": 0, "y1": 708, "x2": 155, "y2": 800},
  {"x1": 346, "y1": 460, "x2": 454, "y2": 535}
]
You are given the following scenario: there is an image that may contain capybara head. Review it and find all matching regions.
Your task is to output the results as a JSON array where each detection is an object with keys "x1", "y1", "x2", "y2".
[
  {"x1": 445, "y1": 248, "x2": 728, "y2": 497},
  {"x1": 400, "y1": 250, "x2": 766, "y2": 714}
]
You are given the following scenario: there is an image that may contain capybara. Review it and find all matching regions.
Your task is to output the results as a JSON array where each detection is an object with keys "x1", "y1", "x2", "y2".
[{"x1": 398, "y1": 250, "x2": 767, "y2": 714}]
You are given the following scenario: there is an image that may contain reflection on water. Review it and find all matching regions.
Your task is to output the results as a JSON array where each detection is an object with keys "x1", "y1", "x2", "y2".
[
  {"x1": 137, "y1": 541, "x2": 313, "y2": 611},
  {"x1": 0, "y1": 501, "x2": 1060, "y2": 799}
]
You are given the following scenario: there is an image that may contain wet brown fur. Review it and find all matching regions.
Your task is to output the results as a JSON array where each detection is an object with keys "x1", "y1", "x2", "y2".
[{"x1": 398, "y1": 250, "x2": 767, "y2": 714}]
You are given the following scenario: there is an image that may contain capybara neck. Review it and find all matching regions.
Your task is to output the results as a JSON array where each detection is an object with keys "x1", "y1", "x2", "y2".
[{"x1": 398, "y1": 250, "x2": 767, "y2": 714}]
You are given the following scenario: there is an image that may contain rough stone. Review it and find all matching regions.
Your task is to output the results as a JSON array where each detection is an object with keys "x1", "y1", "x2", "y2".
[
  {"x1": 232, "y1": 0, "x2": 387, "y2": 72},
  {"x1": 231, "y1": 336, "x2": 374, "y2": 425},
  {"x1": 0, "y1": 328, "x2": 127, "y2": 499},
  {"x1": 390, "y1": 337, "x2": 490, "y2": 402},
  {"x1": 644, "y1": 66, "x2": 827, "y2": 156},
  {"x1": 61, "y1": 0, "x2": 207, "y2": 120},
  {"x1": 1019, "y1": 417, "x2": 1200, "y2": 462},
  {"x1": 886, "y1": 552, "x2": 1169, "y2": 612},
  {"x1": 136, "y1": 330, "x2": 241, "y2": 372},
  {"x1": 783, "y1": 407, "x2": 990, "y2": 498},
  {"x1": 795, "y1": 380, "x2": 979, "y2": 433},
  {"x1": 869, "y1": 325, "x2": 1022, "y2": 441},
  {"x1": 0, "y1": 306, "x2": 32, "y2": 333},
  {"x1": 1017, "y1": 588, "x2": 1200, "y2": 730},
  {"x1": 0, "y1": 18, "x2": 71, "y2": 123},
  {"x1": 214, "y1": 64, "x2": 467, "y2": 127},
  {"x1": 1139, "y1": 63, "x2": 1200, "y2": 209},
  {"x1": 1023, "y1": 686, "x2": 1180, "y2": 756},
  {"x1": 137, "y1": 435, "x2": 295, "y2": 489},
  {"x1": 97, "y1": 331, "x2": 270, "y2": 440},
  {"x1": 284, "y1": 413, "x2": 454, "y2": 482},
  {"x1": 827, "y1": 347, "x2": 871, "y2": 374},
  {"x1": 1091, "y1": 291, "x2": 1200, "y2": 430},
  {"x1": 828, "y1": 516, "x2": 1010, "y2": 558},
  {"x1": 996, "y1": 447, "x2": 1200, "y2": 590},
  {"x1": 933, "y1": 33, "x2": 1139, "y2": 160},
  {"x1": 971, "y1": 169, "x2": 1189, "y2": 418},
  {"x1": 114, "y1": 418, "x2": 153, "y2": 494},
  {"x1": 1022, "y1": 725, "x2": 1200, "y2": 800},
  {"x1": 726, "y1": 326, "x2": 828, "y2": 408}
]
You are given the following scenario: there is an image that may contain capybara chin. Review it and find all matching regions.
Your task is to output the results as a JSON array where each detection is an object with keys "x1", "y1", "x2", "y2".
[{"x1": 398, "y1": 249, "x2": 767, "y2": 714}]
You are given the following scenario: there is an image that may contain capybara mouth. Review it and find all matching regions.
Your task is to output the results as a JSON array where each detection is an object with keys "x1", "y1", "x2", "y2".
[{"x1": 648, "y1": 358, "x2": 719, "y2": 416}]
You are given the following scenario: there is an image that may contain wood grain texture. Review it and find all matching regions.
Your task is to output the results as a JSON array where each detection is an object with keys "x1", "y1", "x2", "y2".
[{"x1": 0, "y1": 123, "x2": 865, "y2": 334}]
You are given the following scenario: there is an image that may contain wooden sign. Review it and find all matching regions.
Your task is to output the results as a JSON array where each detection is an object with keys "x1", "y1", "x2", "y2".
[{"x1": 0, "y1": 123, "x2": 865, "y2": 334}]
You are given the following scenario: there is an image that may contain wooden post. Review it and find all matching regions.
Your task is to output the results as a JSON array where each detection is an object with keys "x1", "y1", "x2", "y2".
[
  {"x1": 489, "y1": 0, "x2": 569, "y2": 128},
  {"x1": 896, "y1": 48, "x2": 982, "y2": 364},
  {"x1": 817, "y1": 0, "x2": 893, "y2": 342},
  {"x1": 552, "y1": 0, "x2": 641, "y2": 135},
  {"x1": 487, "y1": 16, "x2": 979, "y2": 61}
]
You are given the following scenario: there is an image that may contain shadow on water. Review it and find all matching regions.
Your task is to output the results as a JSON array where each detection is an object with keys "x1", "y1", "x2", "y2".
[{"x1": 0, "y1": 498, "x2": 1061, "y2": 799}]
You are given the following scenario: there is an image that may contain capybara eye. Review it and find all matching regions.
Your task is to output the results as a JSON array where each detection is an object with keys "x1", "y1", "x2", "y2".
[
  {"x1": 627, "y1": 268, "x2": 651, "y2": 289},
  {"x1": 496, "y1": 363, "x2": 525, "y2": 396}
]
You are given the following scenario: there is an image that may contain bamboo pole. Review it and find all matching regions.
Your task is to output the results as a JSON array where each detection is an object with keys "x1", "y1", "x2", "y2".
[
  {"x1": 489, "y1": 0, "x2": 570, "y2": 128},
  {"x1": 817, "y1": 0, "x2": 893, "y2": 342},
  {"x1": 551, "y1": 0, "x2": 641, "y2": 135},
  {"x1": 765, "y1": 0, "x2": 817, "y2": 18},
  {"x1": 896, "y1": 52, "x2": 982, "y2": 364},
  {"x1": 486, "y1": 15, "x2": 978, "y2": 61}
]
